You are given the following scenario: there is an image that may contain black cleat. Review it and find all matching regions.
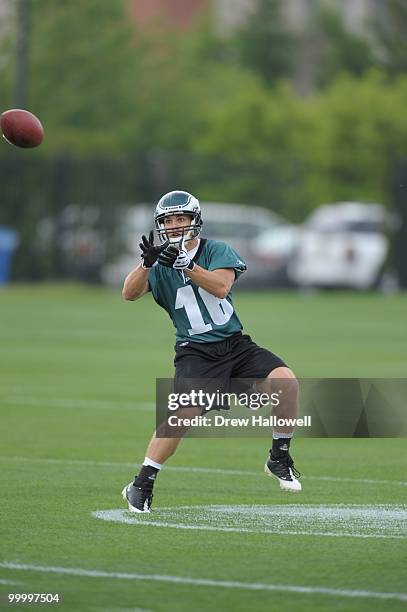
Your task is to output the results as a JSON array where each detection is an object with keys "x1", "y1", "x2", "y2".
[
  {"x1": 121, "y1": 479, "x2": 154, "y2": 513},
  {"x1": 264, "y1": 451, "x2": 302, "y2": 492}
]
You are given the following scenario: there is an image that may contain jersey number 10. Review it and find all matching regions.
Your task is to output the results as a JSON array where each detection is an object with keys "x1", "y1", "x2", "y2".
[{"x1": 175, "y1": 285, "x2": 234, "y2": 335}]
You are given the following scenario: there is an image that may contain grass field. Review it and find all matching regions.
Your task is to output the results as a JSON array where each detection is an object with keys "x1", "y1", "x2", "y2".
[{"x1": 1, "y1": 285, "x2": 406, "y2": 612}]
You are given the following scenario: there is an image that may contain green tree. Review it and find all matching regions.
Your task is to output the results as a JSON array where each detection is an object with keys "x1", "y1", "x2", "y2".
[
  {"x1": 303, "y1": 71, "x2": 407, "y2": 209},
  {"x1": 26, "y1": 0, "x2": 139, "y2": 153},
  {"x1": 0, "y1": 0, "x2": 16, "y2": 111},
  {"x1": 25, "y1": 3, "x2": 220, "y2": 155},
  {"x1": 311, "y1": 5, "x2": 375, "y2": 87},
  {"x1": 373, "y1": 0, "x2": 407, "y2": 76},
  {"x1": 232, "y1": 0, "x2": 295, "y2": 87},
  {"x1": 188, "y1": 67, "x2": 407, "y2": 217}
]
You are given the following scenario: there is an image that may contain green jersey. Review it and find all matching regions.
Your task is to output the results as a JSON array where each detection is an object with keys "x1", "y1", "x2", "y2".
[{"x1": 148, "y1": 239, "x2": 247, "y2": 343}]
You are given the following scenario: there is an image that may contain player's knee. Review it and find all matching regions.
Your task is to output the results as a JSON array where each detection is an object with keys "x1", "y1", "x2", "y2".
[
  {"x1": 267, "y1": 367, "x2": 299, "y2": 395},
  {"x1": 268, "y1": 366, "x2": 296, "y2": 379}
]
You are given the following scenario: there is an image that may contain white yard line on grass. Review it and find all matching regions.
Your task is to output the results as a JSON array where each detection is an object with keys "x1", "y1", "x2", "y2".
[
  {"x1": 92, "y1": 506, "x2": 407, "y2": 540},
  {"x1": 0, "y1": 455, "x2": 406, "y2": 488},
  {"x1": 92, "y1": 513, "x2": 406, "y2": 540},
  {"x1": 0, "y1": 562, "x2": 406, "y2": 603},
  {"x1": 0, "y1": 578, "x2": 23, "y2": 585}
]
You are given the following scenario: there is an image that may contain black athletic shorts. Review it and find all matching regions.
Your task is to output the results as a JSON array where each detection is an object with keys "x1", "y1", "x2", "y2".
[{"x1": 173, "y1": 332, "x2": 287, "y2": 409}]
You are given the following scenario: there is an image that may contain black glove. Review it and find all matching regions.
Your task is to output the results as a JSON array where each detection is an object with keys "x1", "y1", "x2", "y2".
[
  {"x1": 157, "y1": 244, "x2": 180, "y2": 268},
  {"x1": 139, "y1": 231, "x2": 168, "y2": 269}
]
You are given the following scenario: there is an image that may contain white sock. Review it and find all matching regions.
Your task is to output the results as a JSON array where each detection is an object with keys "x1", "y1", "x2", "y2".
[
  {"x1": 143, "y1": 457, "x2": 162, "y2": 470},
  {"x1": 273, "y1": 432, "x2": 294, "y2": 440}
]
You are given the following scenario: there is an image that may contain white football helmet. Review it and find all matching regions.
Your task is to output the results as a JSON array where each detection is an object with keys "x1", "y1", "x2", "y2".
[{"x1": 154, "y1": 190, "x2": 202, "y2": 244}]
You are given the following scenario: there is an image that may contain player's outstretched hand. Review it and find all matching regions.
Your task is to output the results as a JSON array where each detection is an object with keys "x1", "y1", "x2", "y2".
[
  {"x1": 158, "y1": 244, "x2": 180, "y2": 268},
  {"x1": 158, "y1": 239, "x2": 195, "y2": 270},
  {"x1": 139, "y1": 231, "x2": 168, "y2": 269}
]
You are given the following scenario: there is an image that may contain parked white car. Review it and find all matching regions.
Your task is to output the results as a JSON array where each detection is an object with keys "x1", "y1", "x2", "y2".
[
  {"x1": 200, "y1": 203, "x2": 286, "y2": 287},
  {"x1": 288, "y1": 202, "x2": 392, "y2": 290},
  {"x1": 252, "y1": 223, "x2": 301, "y2": 286}
]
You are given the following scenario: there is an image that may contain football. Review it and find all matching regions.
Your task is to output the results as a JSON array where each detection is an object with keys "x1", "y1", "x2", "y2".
[{"x1": 0, "y1": 108, "x2": 44, "y2": 148}]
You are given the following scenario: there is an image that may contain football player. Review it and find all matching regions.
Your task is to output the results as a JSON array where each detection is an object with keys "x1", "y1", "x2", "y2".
[{"x1": 121, "y1": 190, "x2": 301, "y2": 512}]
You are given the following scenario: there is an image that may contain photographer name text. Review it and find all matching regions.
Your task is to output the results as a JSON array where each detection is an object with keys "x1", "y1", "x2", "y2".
[{"x1": 167, "y1": 415, "x2": 311, "y2": 428}]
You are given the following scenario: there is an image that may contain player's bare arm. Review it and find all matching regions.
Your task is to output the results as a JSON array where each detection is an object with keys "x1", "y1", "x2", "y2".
[
  {"x1": 185, "y1": 265, "x2": 235, "y2": 299},
  {"x1": 122, "y1": 263, "x2": 149, "y2": 301},
  {"x1": 158, "y1": 242, "x2": 235, "y2": 298}
]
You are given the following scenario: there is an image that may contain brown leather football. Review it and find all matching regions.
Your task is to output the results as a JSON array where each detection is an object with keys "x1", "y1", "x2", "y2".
[{"x1": 0, "y1": 109, "x2": 44, "y2": 148}]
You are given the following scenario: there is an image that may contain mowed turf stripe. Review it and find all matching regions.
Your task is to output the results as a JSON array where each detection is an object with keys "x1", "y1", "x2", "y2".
[
  {"x1": 1, "y1": 455, "x2": 406, "y2": 487},
  {"x1": 1, "y1": 562, "x2": 406, "y2": 602},
  {"x1": 2, "y1": 396, "x2": 153, "y2": 411}
]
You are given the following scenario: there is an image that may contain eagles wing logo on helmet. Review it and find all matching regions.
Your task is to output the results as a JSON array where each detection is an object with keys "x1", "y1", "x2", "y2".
[{"x1": 154, "y1": 190, "x2": 202, "y2": 244}]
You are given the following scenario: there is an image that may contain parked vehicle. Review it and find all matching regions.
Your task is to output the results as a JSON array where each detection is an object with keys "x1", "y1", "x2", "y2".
[
  {"x1": 288, "y1": 202, "x2": 394, "y2": 290},
  {"x1": 252, "y1": 223, "x2": 301, "y2": 287},
  {"x1": 101, "y1": 205, "x2": 151, "y2": 287},
  {"x1": 36, "y1": 204, "x2": 108, "y2": 282},
  {"x1": 200, "y1": 203, "x2": 287, "y2": 288}
]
